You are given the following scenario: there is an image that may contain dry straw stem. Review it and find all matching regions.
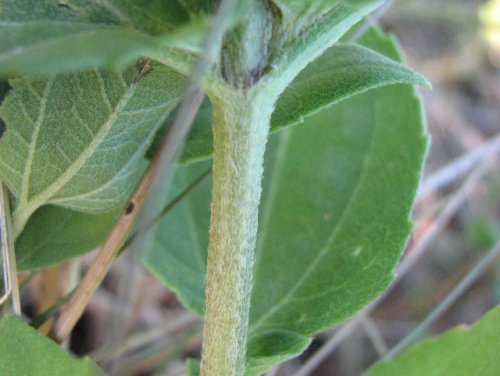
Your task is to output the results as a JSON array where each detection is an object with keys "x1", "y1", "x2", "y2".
[{"x1": 53, "y1": 151, "x2": 165, "y2": 340}]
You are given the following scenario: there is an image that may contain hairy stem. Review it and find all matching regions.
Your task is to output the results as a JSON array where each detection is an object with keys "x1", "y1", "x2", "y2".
[{"x1": 201, "y1": 86, "x2": 277, "y2": 375}]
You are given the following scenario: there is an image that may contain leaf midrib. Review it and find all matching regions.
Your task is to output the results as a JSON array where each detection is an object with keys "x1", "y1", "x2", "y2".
[
  {"x1": 19, "y1": 77, "x2": 54, "y2": 207},
  {"x1": 13, "y1": 73, "x2": 139, "y2": 234},
  {"x1": 49, "y1": 100, "x2": 174, "y2": 208}
]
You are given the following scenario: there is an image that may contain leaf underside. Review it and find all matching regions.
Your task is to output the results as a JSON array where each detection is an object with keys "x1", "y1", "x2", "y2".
[
  {"x1": 366, "y1": 306, "x2": 500, "y2": 376},
  {"x1": 0, "y1": 64, "x2": 184, "y2": 237},
  {"x1": 273, "y1": 0, "x2": 381, "y2": 24},
  {"x1": 0, "y1": 316, "x2": 104, "y2": 376},
  {"x1": 0, "y1": 0, "x2": 209, "y2": 77},
  {"x1": 15, "y1": 205, "x2": 120, "y2": 271},
  {"x1": 142, "y1": 27, "x2": 429, "y2": 375},
  {"x1": 4, "y1": 18, "x2": 428, "y2": 270}
]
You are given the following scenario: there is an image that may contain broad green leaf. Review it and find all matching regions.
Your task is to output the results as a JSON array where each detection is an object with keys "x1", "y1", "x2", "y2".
[
  {"x1": 179, "y1": 39, "x2": 427, "y2": 164},
  {"x1": 366, "y1": 306, "x2": 500, "y2": 376},
  {"x1": 143, "y1": 160, "x2": 212, "y2": 313},
  {"x1": 270, "y1": 0, "x2": 384, "y2": 26},
  {"x1": 0, "y1": 65, "x2": 184, "y2": 237},
  {"x1": 143, "y1": 27, "x2": 429, "y2": 375},
  {"x1": 272, "y1": 0, "x2": 340, "y2": 19},
  {"x1": 15, "y1": 205, "x2": 120, "y2": 271},
  {"x1": 271, "y1": 43, "x2": 429, "y2": 131},
  {"x1": 246, "y1": 28, "x2": 428, "y2": 374},
  {"x1": 0, "y1": 0, "x2": 208, "y2": 77},
  {"x1": 0, "y1": 315, "x2": 104, "y2": 376},
  {"x1": 14, "y1": 159, "x2": 147, "y2": 271},
  {"x1": 269, "y1": 0, "x2": 383, "y2": 78},
  {"x1": 271, "y1": 0, "x2": 359, "y2": 22}
]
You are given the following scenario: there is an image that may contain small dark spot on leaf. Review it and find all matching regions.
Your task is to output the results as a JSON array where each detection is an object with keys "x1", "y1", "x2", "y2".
[{"x1": 125, "y1": 201, "x2": 135, "y2": 214}]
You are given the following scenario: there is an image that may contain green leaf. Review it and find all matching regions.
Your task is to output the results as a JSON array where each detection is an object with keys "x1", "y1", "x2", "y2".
[
  {"x1": 271, "y1": 42, "x2": 429, "y2": 131},
  {"x1": 0, "y1": 315, "x2": 104, "y2": 376},
  {"x1": 142, "y1": 160, "x2": 212, "y2": 314},
  {"x1": 149, "y1": 98, "x2": 213, "y2": 164},
  {"x1": 0, "y1": 0, "x2": 207, "y2": 77},
  {"x1": 366, "y1": 306, "x2": 500, "y2": 376},
  {"x1": 271, "y1": 0, "x2": 383, "y2": 25},
  {"x1": 179, "y1": 37, "x2": 427, "y2": 164},
  {"x1": 271, "y1": 0, "x2": 343, "y2": 22},
  {"x1": 15, "y1": 205, "x2": 120, "y2": 271},
  {"x1": 186, "y1": 359, "x2": 201, "y2": 376},
  {"x1": 143, "y1": 27, "x2": 429, "y2": 374},
  {"x1": 247, "y1": 31, "x2": 428, "y2": 374},
  {"x1": 0, "y1": 64, "x2": 184, "y2": 237}
]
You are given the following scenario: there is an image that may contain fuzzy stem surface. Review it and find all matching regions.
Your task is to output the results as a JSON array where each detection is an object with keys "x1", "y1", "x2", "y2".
[{"x1": 201, "y1": 86, "x2": 277, "y2": 375}]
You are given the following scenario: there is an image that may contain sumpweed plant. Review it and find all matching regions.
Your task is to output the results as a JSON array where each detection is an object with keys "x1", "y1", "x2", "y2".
[{"x1": 1, "y1": 1, "x2": 498, "y2": 376}]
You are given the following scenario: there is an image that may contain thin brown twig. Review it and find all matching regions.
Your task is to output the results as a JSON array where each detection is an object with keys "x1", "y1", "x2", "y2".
[
  {"x1": 53, "y1": 0, "x2": 238, "y2": 342},
  {"x1": 53, "y1": 150, "x2": 166, "y2": 340}
]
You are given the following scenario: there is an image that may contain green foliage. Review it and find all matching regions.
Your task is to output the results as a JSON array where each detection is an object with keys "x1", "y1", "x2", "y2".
[
  {"x1": 271, "y1": 42, "x2": 429, "y2": 130},
  {"x1": 273, "y1": 0, "x2": 381, "y2": 23},
  {"x1": 366, "y1": 306, "x2": 500, "y2": 376},
  {"x1": 0, "y1": 1, "x2": 438, "y2": 375},
  {"x1": 15, "y1": 205, "x2": 120, "y2": 271},
  {"x1": 467, "y1": 218, "x2": 500, "y2": 250},
  {"x1": 0, "y1": 0, "x2": 208, "y2": 77},
  {"x1": 0, "y1": 65, "x2": 184, "y2": 237},
  {"x1": 180, "y1": 41, "x2": 427, "y2": 163},
  {"x1": 272, "y1": 0, "x2": 338, "y2": 17},
  {"x1": 0, "y1": 316, "x2": 104, "y2": 376},
  {"x1": 142, "y1": 161, "x2": 211, "y2": 313},
  {"x1": 143, "y1": 28, "x2": 428, "y2": 374}
]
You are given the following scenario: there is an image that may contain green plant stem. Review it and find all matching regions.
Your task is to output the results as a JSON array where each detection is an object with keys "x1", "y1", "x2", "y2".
[{"x1": 201, "y1": 86, "x2": 277, "y2": 376}]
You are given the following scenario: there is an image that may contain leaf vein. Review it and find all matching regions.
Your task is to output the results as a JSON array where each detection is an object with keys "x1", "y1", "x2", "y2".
[{"x1": 19, "y1": 77, "x2": 54, "y2": 205}]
